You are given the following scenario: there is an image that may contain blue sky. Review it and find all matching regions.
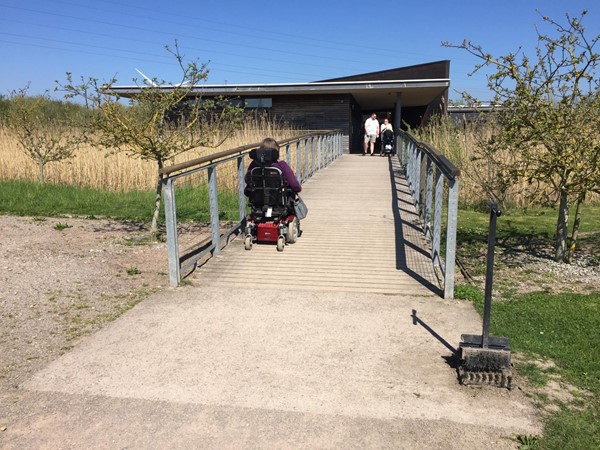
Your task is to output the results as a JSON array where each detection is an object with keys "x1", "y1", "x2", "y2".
[{"x1": 1, "y1": 0, "x2": 598, "y2": 101}]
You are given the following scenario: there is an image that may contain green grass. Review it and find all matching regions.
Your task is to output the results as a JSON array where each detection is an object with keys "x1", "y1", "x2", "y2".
[
  {"x1": 0, "y1": 179, "x2": 241, "y2": 223},
  {"x1": 454, "y1": 204, "x2": 600, "y2": 449},
  {"x1": 456, "y1": 286, "x2": 600, "y2": 449},
  {"x1": 457, "y1": 205, "x2": 600, "y2": 249},
  {"x1": 455, "y1": 205, "x2": 600, "y2": 276},
  {"x1": 53, "y1": 221, "x2": 72, "y2": 231},
  {"x1": 458, "y1": 289, "x2": 600, "y2": 393}
]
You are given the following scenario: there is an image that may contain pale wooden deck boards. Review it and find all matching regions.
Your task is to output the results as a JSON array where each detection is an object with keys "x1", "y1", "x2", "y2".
[{"x1": 193, "y1": 154, "x2": 441, "y2": 296}]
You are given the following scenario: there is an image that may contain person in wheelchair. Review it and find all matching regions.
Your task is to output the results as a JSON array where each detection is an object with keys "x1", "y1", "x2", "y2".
[
  {"x1": 244, "y1": 137, "x2": 302, "y2": 198},
  {"x1": 243, "y1": 137, "x2": 302, "y2": 251}
]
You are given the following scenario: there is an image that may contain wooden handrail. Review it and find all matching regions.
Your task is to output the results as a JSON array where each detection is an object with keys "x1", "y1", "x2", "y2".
[{"x1": 159, "y1": 131, "x2": 335, "y2": 176}]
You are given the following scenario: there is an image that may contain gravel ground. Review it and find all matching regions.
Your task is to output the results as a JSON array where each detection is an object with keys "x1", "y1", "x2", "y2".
[
  {"x1": 0, "y1": 215, "x2": 170, "y2": 392},
  {"x1": 486, "y1": 245, "x2": 600, "y2": 296}
]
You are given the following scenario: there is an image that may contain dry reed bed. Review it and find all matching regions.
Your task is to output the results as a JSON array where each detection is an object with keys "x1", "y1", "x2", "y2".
[
  {"x1": 0, "y1": 121, "x2": 300, "y2": 192},
  {"x1": 410, "y1": 120, "x2": 595, "y2": 207}
]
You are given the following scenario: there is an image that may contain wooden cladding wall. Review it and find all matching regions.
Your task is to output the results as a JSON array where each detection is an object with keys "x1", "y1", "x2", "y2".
[{"x1": 269, "y1": 94, "x2": 352, "y2": 134}]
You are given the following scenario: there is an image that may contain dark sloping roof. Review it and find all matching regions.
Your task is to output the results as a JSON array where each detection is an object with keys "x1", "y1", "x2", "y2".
[
  {"x1": 318, "y1": 60, "x2": 450, "y2": 83},
  {"x1": 109, "y1": 61, "x2": 450, "y2": 110}
]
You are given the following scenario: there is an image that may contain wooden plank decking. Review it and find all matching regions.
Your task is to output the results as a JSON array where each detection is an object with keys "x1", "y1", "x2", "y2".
[{"x1": 193, "y1": 154, "x2": 441, "y2": 296}]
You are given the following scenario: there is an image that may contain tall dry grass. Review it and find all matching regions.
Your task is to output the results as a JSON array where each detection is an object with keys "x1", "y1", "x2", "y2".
[
  {"x1": 0, "y1": 115, "x2": 299, "y2": 192},
  {"x1": 411, "y1": 117, "x2": 579, "y2": 207}
]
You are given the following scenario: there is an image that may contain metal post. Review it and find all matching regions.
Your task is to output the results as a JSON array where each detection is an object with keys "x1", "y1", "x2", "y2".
[
  {"x1": 408, "y1": 141, "x2": 416, "y2": 194},
  {"x1": 208, "y1": 165, "x2": 221, "y2": 256},
  {"x1": 310, "y1": 137, "x2": 315, "y2": 177},
  {"x1": 163, "y1": 177, "x2": 180, "y2": 287},
  {"x1": 296, "y1": 141, "x2": 302, "y2": 185},
  {"x1": 482, "y1": 203, "x2": 501, "y2": 343},
  {"x1": 237, "y1": 155, "x2": 246, "y2": 222},
  {"x1": 424, "y1": 157, "x2": 434, "y2": 237},
  {"x1": 444, "y1": 177, "x2": 459, "y2": 299},
  {"x1": 317, "y1": 136, "x2": 322, "y2": 171},
  {"x1": 285, "y1": 143, "x2": 291, "y2": 166},
  {"x1": 432, "y1": 168, "x2": 443, "y2": 270},
  {"x1": 413, "y1": 148, "x2": 422, "y2": 213},
  {"x1": 304, "y1": 138, "x2": 309, "y2": 182},
  {"x1": 401, "y1": 135, "x2": 407, "y2": 168}
]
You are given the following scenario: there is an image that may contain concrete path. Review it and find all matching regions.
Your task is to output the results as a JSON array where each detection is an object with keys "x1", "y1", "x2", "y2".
[{"x1": 6, "y1": 155, "x2": 542, "y2": 449}]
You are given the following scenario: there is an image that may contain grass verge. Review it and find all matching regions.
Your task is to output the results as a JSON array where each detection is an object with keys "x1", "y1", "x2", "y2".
[
  {"x1": 455, "y1": 288, "x2": 600, "y2": 449},
  {"x1": 454, "y1": 205, "x2": 600, "y2": 449},
  {"x1": 455, "y1": 205, "x2": 600, "y2": 276},
  {"x1": 0, "y1": 179, "x2": 241, "y2": 223}
]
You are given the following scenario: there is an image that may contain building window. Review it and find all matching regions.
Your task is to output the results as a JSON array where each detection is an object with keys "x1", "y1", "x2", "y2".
[{"x1": 244, "y1": 98, "x2": 272, "y2": 109}]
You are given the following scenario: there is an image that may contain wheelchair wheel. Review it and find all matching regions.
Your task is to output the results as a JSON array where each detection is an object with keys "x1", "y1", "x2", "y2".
[
  {"x1": 276, "y1": 236, "x2": 285, "y2": 252},
  {"x1": 286, "y1": 218, "x2": 299, "y2": 244},
  {"x1": 244, "y1": 235, "x2": 252, "y2": 250}
]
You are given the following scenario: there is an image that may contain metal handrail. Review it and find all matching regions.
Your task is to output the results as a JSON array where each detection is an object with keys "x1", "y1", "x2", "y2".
[
  {"x1": 159, "y1": 131, "x2": 336, "y2": 177},
  {"x1": 397, "y1": 129, "x2": 460, "y2": 299},
  {"x1": 162, "y1": 130, "x2": 343, "y2": 286}
]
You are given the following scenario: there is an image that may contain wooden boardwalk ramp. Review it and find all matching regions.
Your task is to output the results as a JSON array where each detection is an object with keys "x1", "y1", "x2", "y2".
[{"x1": 193, "y1": 154, "x2": 441, "y2": 296}]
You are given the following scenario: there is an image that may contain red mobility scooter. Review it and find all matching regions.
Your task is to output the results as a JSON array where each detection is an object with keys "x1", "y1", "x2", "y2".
[{"x1": 244, "y1": 147, "x2": 301, "y2": 252}]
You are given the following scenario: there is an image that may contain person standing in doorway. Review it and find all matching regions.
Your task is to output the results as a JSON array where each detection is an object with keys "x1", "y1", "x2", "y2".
[
  {"x1": 363, "y1": 113, "x2": 379, "y2": 156},
  {"x1": 380, "y1": 117, "x2": 393, "y2": 134}
]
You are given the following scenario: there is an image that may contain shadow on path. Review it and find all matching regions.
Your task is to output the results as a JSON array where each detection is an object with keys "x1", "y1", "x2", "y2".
[{"x1": 388, "y1": 157, "x2": 442, "y2": 297}]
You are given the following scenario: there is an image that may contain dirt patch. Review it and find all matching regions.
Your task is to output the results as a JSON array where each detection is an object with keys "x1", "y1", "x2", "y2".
[{"x1": 0, "y1": 215, "x2": 172, "y2": 391}]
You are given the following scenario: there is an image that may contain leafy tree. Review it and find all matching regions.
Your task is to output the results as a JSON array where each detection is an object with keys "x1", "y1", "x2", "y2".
[
  {"x1": 444, "y1": 11, "x2": 600, "y2": 262},
  {"x1": 57, "y1": 42, "x2": 244, "y2": 238},
  {"x1": 6, "y1": 87, "x2": 83, "y2": 183}
]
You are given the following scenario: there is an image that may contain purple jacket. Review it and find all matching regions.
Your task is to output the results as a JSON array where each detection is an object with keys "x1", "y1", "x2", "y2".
[{"x1": 244, "y1": 160, "x2": 302, "y2": 196}]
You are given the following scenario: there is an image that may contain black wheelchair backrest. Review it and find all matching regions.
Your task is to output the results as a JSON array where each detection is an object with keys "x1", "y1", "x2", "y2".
[
  {"x1": 249, "y1": 147, "x2": 280, "y2": 166},
  {"x1": 249, "y1": 166, "x2": 287, "y2": 208}
]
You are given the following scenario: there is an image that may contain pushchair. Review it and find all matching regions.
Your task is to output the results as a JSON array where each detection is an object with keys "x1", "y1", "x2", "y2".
[
  {"x1": 380, "y1": 128, "x2": 394, "y2": 156},
  {"x1": 244, "y1": 147, "x2": 300, "y2": 252}
]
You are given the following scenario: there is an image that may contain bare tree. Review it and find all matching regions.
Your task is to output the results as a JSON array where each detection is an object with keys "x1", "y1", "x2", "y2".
[
  {"x1": 444, "y1": 10, "x2": 600, "y2": 262},
  {"x1": 6, "y1": 87, "x2": 82, "y2": 183},
  {"x1": 57, "y1": 42, "x2": 244, "y2": 238}
]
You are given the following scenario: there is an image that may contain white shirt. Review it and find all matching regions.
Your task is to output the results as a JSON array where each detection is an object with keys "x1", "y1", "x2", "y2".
[
  {"x1": 380, "y1": 123, "x2": 393, "y2": 133},
  {"x1": 365, "y1": 117, "x2": 379, "y2": 135}
]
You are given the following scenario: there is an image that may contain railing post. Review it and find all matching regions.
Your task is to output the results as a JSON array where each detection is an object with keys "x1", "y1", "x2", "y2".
[
  {"x1": 304, "y1": 138, "x2": 309, "y2": 182},
  {"x1": 237, "y1": 155, "x2": 246, "y2": 223},
  {"x1": 444, "y1": 177, "x2": 459, "y2": 299},
  {"x1": 414, "y1": 147, "x2": 422, "y2": 213},
  {"x1": 296, "y1": 141, "x2": 302, "y2": 185},
  {"x1": 317, "y1": 136, "x2": 322, "y2": 171},
  {"x1": 400, "y1": 135, "x2": 407, "y2": 169},
  {"x1": 208, "y1": 165, "x2": 221, "y2": 256},
  {"x1": 432, "y1": 168, "x2": 443, "y2": 270},
  {"x1": 163, "y1": 177, "x2": 180, "y2": 287},
  {"x1": 408, "y1": 141, "x2": 416, "y2": 196},
  {"x1": 310, "y1": 137, "x2": 315, "y2": 177},
  {"x1": 424, "y1": 157, "x2": 434, "y2": 237},
  {"x1": 285, "y1": 143, "x2": 291, "y2": 166}
]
